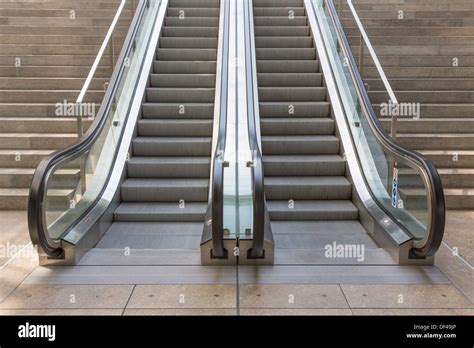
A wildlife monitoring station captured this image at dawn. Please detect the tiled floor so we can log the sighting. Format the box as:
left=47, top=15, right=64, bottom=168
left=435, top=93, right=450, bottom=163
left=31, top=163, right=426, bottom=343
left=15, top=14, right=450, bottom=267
left=0, top=210, right=472, bottom=315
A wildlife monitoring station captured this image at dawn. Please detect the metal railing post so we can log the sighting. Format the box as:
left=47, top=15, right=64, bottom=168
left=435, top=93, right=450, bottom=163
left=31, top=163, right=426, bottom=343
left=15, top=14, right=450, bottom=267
left=391, top=113, right=398, bottom=140
left=358, top=34, right=364, bottom=75
left=109, top=35, right=116, bottom=70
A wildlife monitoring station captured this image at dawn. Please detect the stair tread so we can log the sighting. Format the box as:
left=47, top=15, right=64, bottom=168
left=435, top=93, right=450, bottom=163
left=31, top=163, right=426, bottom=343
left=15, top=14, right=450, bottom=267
left=122, top=178, right=209, bottom=187
left=267, top=200, right=358, bottom=210
left=266, top=176, right=351, bottom=185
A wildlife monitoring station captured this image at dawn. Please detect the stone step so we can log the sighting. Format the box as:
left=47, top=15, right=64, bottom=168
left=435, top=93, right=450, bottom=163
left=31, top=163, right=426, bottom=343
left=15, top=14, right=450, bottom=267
left=0, top=149, right=54, bottom=168
left=0, top=168, right=79, bottom=188
left=0, top=117, right=93, bottom=133
left=0, top=133, right=77, bottom=150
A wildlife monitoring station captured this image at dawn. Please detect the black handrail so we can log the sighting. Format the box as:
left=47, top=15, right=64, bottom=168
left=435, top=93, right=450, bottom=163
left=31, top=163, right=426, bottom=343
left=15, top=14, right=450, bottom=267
left=28, top=0, right=153, bottom=259
left=322, top=0, right=445, bottom=258
left=244, top=0, right=266, bottom=259
left=209, top=0, right=230, bottom=259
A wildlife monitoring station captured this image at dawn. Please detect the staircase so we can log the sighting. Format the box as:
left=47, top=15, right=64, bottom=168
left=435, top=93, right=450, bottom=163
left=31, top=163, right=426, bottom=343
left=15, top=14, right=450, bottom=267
left=0, top=0, right=132, bottom=209
left=80, top=0, right=220, bottom=265
left=253, top=0, right=393, bottom=265
left=341, top=0, right=474, bottom=209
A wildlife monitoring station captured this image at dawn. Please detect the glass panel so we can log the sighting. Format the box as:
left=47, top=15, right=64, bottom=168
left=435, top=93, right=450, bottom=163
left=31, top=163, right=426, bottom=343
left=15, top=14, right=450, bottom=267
left=312, top=0, right=429, bottom=240
left=44, top=0, right=162, bottom=239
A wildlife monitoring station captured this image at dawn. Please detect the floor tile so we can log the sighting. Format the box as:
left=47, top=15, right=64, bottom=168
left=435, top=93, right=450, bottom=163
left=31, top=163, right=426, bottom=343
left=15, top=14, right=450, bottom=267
left=124, top=308, right=237, bottom=315
left=0, top=309, right=123, bottom=315
left=239, top=284, right=349, bottom=308
left=0, top=284, right=134, bottom=309
left=341, top=284, right=473, bottom=309
left=126, top=285, right=236, bottom=309
left=352, top=308, right=474, bottom=316
left=240, top=308, right=353, bottom=315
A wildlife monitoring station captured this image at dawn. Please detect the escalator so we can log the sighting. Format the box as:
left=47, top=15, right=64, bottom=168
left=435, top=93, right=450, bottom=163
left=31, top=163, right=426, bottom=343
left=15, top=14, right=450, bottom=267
left=28, top=0, right=232, bottom=266
left=244, top=0, right=445, bottom=264
left=253, top=0, right=381, bottom=264
left=86, top=0, right=220, bottom=264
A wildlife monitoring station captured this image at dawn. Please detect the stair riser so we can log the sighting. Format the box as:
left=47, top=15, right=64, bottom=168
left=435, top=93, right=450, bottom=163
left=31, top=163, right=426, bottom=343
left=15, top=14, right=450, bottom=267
left=370, top=91, right=474, bottom=104
left=142, top=104, right=214, bottom=119
left=258, top=88, right=326, bottom=102
left=398, top=137, right=474, bottom=150
left=156, top=49, right=217, bottom=61
left=400, top=173, right=474, bottom=189
left=154, top=61, right=216, bottom=74
left=146, top=89, right=215, bottom=103
left=0, top=153, right=51, bottom=168
left=263, top=161, right=346, bottom=176
left=0, top=44, right=122, bottom=56
left=257, top=61, right=318, bottom=73
left=253, top=0, right=304, bottom=7
left=0, top=66, right=111, bottom=79
left=254, top=17, right=307, bottom=26
left=137, top=121, right=213, bottom=137
left=423, top=154, right=474, bottom=169
left=258, top=73, right=322, bottom=87
left=0, top=173, right=78, bottom=189
left=265, top=185, right=352, bottom=200
left=257, top=49, right=316, bottom=60
left=259, top=102, right=330, bottom=118
left=342, top=18, right=474, bottom=28
left=381, top=120, right=474, bottom=134
left=127, top=162, right=210, bottom=178
left=365, top=67, right=474, bottom=79
left=0, top=91, right=104, bottom=104
left=1, top=9, right=132, bottom=18
left=114, top=212, right=206, bottom=223
left=132, top=140, right=211, bottom=156
left=373, top=104, right=474, bottom=118
left=0, top=35, right=125, bottom=45
left=0, top=119, right=93, bottom=133
left=162, top=27, right=218, bottom=37
left=367, top=79, right=474, bottom=91
left=0, top=18, right=131, bottom=27
left=0, top=78, right=107, bottom=91
left=0, top=136, right=76, bottom=150
left=121, top=187, right=208, bottom=202
left=262, top=139, right=340, bottom=155
left=167, top=8, right=219, bottom=17
left=341, top=10, right=474, bottom=20
left=261, top=120, right=334, bottom=135
left=169, top=0, right=220, bottom=8
left=268, top=210, right=359, bottom=221
left=160, top=38, right=217, bottom=49
left=256, top=37, right=313, bottom=48
left=0, top=196, right=27, bottom=210
left=150, top=74, right=216, bottom=88
left=255, top=26, right=310, bottom=36
left=165, top=17, right=219, bottom=27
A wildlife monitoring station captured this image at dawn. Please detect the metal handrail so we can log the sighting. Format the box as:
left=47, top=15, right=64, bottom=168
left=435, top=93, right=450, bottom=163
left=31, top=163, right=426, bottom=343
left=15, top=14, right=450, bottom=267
left=75, top=0, right=127, bottom=137
left=209, top=0, right=230, bottom=259
left=28, top=0, right=154, bottom=259
left=244, top=0, right=267, bottom=259
left=320, top=0, right=445, bottom=258
left=345, top=0, right=399, bottom=139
